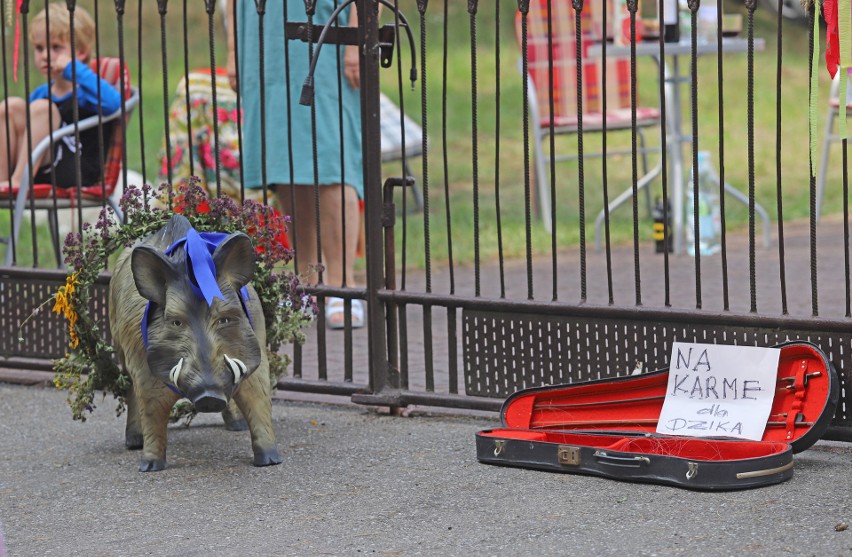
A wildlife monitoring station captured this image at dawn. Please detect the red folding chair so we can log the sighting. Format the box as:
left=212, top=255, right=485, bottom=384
left=517, top=0, right=662, bottom=234
left=1, top=57, right=139, bottom=267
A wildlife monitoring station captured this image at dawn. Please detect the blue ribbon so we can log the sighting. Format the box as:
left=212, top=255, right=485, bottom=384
left=141, top=227, right=252, bottom=351
left=166, top=229, right=228, bottom=306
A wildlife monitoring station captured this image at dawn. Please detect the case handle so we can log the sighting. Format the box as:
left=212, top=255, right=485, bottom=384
left=594, top=450, right=651, bottom=467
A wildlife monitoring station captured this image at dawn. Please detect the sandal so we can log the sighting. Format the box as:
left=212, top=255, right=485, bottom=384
left=326, top=297, right=365, bottom=330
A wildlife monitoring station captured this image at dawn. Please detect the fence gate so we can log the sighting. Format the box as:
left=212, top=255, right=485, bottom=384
left=0, top=0, right=850, bottom=442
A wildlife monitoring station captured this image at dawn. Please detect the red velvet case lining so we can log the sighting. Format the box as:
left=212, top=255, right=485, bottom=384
left=501, top=343, right=830, bottom=447
left=479, top=429, right=791, bottom=461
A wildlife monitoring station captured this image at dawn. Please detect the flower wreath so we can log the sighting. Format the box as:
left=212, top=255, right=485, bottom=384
left=49, top=178, right=316, bottom=422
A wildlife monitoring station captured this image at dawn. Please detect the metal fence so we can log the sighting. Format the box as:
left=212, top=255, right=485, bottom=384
left=0, top=0, right=850, bottom=441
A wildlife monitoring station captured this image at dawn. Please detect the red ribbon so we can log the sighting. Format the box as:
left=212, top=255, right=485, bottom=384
left=12, top=0, right=23, bottom=82
left=826, top=0, right=840, bottom=78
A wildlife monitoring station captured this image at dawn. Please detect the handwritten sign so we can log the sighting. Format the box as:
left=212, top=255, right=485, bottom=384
left=656, top=342, right=780, bottom=441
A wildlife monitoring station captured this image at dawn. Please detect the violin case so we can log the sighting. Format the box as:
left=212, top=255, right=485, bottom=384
left=476, top=341, right=839, bottom=490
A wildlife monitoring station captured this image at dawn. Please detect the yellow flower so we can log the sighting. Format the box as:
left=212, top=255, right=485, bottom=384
left=53, top=273, right=80, bottom=349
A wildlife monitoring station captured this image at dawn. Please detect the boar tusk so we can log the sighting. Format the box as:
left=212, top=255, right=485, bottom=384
left=224, top=354, right=247, bottom=384
left=169, top=357, right=184, bottom=386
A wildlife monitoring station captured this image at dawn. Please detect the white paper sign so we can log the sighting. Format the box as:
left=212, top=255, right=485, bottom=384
left=656, top=342, right=780, bottom=440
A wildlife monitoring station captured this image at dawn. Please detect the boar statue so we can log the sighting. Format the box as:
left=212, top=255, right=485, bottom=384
left=109, top=214, right=282, bottom=472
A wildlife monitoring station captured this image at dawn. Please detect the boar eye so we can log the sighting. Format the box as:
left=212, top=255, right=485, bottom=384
left=171, top=319, right=182, bottom=327
left=218, top=317, right=230, bottom=325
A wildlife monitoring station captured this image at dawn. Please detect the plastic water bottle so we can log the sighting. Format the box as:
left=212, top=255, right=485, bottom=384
left=685, top=151, right=721, bottom=256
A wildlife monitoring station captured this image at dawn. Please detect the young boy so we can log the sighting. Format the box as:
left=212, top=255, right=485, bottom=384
left=0, top=3, right=121, bottom=192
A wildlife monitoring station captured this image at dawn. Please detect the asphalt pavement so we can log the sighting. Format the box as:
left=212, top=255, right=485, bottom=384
left=1, top=382, right=851, bottom=557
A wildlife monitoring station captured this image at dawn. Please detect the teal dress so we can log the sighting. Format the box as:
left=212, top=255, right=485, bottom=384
left=236, top=0, right=364, bottom=198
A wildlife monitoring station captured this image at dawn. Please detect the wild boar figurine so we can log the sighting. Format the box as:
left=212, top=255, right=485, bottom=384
left=109, top=214, right=282, bottom=472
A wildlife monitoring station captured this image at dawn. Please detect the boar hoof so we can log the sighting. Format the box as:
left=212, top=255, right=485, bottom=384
left=125, top=433, right=144, bottom=450
left=139, top=458, right=167, bottom=472
left=221, top=405, right=248, bottom=431
left=224, top=417, right=248, bottom=431
left=253, top=447, right=283, bottom=467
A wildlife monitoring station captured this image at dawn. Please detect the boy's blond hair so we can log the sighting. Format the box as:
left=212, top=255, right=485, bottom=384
left=29, top=3, right=96, bottom=62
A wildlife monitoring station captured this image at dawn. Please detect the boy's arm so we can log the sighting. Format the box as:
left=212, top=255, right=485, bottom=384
left=63, top=60, right=122, bottom=115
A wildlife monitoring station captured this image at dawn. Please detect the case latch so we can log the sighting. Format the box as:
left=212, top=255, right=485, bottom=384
left=557, top=445, right=581, bottom=466
left=686, top=461, right=699, bottom=480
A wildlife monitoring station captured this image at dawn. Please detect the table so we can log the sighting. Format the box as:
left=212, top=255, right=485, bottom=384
left=588, top=37, right=770, bottom=254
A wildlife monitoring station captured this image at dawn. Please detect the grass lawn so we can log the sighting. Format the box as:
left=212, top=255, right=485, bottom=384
left=0, top=0, right=836, bottom=271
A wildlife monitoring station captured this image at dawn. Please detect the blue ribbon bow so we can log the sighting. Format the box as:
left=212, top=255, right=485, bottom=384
left=141, top=227, right=252, bottom=352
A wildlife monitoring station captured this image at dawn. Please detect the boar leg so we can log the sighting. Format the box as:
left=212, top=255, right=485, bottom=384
left=222, top=399, right=248, bottom=431
left=124, top=385, right=144, bottom=450
left=233, top=366, right=282, bottom=467
left=135, top=375, right=179, bottom=472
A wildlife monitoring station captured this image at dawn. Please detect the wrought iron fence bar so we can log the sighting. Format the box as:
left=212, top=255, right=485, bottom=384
left=440, top=0, right=454, bottom=295
left=628, top=1, right=641, bottom=308
left=518, top=2, right=532, bottom=301
left=278, top=378, right=366, bottom=396
left=399, top=305, right=409, bottom=389
left=158, top=0, right=173, bottom=188
left=656, top=0, right=671, bottom=307
left=807, top=3, right=817, bottom=317
left=494, top=1, right=505, bottom=299
left=377, top=288, right=852, bottom=332
left=205, top=0, right=222, bottom=196
left=352, top=389, right=503, bottom=412
left=360, top=0, right=390, bottom=395
left=67, top=1, right=85, bottom=238
left=114, top=0, right=129, bottom=207
left=447, top=306, right=458, bottom=394
left=0, top=0, right=12, bottom=264
left=746, top=0, right=757, bottom=313
left=231, top=0, right=246, bottom=198
left=181, top=0, right=193, bottom=179
left=92, top=0, right=108, bottom=209
left=468, top=0, right=481, bottom=298
left=774, top=0, right=787, bottom=315
left=417, top=0, right=430, bottom=294
left=573, top=0, right=586, bottom=304
left=688, top=1, right=701, bottom=309
left=545, top=0, right=555, bottom=301
left=131, top=0, right=148, bottom=197
left=601, top=0, right=614, bottom=306
left=844, top=140, right=850, bottom=318
left=424, top=304, right=434, bottom=391
left=715, top=0, right=728, bottom=311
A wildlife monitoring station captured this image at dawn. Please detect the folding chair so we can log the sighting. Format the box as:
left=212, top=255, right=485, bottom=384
left=816, top=71, right=851, bottom=222
left=516, top=0, right=662, bottom=234
left=1, top=57, right=139, bottom=267
left=380, top=92, right=424, bottom=211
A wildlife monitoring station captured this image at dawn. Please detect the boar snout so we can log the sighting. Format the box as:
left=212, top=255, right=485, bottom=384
left=192, top=390, right=229, bottom=413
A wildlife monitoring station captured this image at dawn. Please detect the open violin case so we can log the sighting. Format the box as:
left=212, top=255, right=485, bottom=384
left=476, top=341, right=839, bottom=490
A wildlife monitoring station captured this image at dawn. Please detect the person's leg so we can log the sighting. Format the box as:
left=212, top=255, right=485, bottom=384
left=7, top=99, right=61, bottom=189
left=275, top=183, right=320, bottom=285
left=0, top=97, right=28, bottom=185
left=319, top=183, right=360, bottom=288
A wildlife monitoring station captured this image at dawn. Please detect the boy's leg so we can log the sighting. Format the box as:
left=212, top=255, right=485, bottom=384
left=0, top=97, right=28, bottom=185
left=8, top=99, right=62, bottom=188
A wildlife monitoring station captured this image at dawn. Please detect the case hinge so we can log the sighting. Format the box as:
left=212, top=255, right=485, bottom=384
left=557, top=445, right=581, bottom=466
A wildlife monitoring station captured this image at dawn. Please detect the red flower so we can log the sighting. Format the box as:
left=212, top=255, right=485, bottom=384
left=220, top=147, right=239, bottom=170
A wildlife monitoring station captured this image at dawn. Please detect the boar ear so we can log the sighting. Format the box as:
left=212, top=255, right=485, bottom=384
left=212, top=233, right=256, bottom=290
left=131, top=245, right=179, bottom=305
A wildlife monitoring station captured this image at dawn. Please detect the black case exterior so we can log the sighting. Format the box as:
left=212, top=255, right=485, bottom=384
left=476, top=431, right=794, bottom=491
left=476, top=341, right=838, bottom=490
